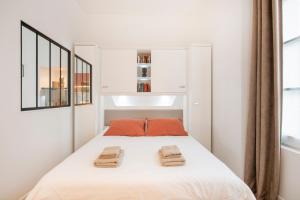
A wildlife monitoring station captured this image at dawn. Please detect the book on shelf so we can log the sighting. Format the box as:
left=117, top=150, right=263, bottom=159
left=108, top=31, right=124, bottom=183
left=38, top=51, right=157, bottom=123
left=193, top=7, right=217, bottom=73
left=137, top=55, right=151, bottom=64
left=137, top=82, right=151, bottom=92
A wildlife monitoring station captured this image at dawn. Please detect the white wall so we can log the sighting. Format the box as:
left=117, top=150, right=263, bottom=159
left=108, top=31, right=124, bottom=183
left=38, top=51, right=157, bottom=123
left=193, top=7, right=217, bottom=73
left=0, top=0, right=87, bottom=199
left=74, top=45, right=101, bottom=150
left=80, top=0, right=252, bottom=178
left=279, top=147, right=300, bottom=200
left=241, top=0, right=253, bottom=179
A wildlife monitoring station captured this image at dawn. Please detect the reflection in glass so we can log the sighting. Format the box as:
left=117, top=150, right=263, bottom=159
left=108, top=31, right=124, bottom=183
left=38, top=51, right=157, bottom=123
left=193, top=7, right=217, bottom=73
left=38, top=36, right=50, bottom=107
left=51, top=44, right=61, bottom=106
left=74, top=56, right=92, bottom=105
left=21, top=26, right=36, bottom=108
left=61, top=49, right=69, bottom=106
left=86, top=64, right=91, bottom=103
left=75, top=59, right=83, bottom=104
left=82, top=62, right=87, bottom=103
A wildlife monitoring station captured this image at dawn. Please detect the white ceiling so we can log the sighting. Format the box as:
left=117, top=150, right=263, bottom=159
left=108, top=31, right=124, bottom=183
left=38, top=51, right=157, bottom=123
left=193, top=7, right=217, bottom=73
left=75, top=0, right=202, bottom=15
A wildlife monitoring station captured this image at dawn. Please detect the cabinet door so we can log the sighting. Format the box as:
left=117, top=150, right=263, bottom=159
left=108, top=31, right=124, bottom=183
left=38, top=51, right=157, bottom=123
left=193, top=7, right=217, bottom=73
left=101, top=49, right=136, bottom=93
left=188, top=46, right=212, bottom=151
left=151, top=50, right=187, bottom=93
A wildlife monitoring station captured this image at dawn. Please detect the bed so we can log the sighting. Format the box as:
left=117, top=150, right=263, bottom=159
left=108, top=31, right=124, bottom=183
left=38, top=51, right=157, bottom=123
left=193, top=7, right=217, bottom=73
left=26, top=133, right=255, bottom=200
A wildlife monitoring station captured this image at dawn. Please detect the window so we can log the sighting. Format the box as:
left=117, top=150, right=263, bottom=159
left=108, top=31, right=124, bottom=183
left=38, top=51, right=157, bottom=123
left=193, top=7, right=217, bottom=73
left=74, top=55, right=92, bottom=105
left=21, top=21, right=71, bottom=111
left=282, top=0, right=300, bottom=149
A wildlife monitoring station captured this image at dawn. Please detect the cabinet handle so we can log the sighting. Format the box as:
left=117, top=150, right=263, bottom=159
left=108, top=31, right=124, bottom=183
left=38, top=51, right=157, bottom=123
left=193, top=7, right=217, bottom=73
left=102, top=85, right=108, bottom=88
left=179, top=85, right=185, bottom=88
left=21, top=64, right=25, bottom=77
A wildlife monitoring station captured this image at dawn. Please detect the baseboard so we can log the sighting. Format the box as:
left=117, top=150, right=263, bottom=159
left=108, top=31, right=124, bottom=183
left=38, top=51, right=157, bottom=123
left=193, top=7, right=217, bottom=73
left=278, top=195, right=285, bottom=200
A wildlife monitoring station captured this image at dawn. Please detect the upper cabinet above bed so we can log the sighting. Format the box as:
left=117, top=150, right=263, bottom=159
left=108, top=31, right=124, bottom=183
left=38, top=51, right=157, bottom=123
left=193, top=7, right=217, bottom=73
left=101, top=49, right=137, bottom=93
left=151, top=49, right=186, bottom=93
left=100, top=48, right=187, bottom=94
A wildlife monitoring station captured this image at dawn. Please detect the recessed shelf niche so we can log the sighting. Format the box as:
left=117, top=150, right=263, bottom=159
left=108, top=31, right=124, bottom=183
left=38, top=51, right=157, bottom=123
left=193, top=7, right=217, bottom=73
left=137, top=49, right=151, bottom=92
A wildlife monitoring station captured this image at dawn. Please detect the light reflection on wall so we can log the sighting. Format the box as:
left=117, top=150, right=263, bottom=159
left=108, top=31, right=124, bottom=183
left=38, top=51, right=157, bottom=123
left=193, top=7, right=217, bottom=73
left=111, top=95, right=177, bottom=107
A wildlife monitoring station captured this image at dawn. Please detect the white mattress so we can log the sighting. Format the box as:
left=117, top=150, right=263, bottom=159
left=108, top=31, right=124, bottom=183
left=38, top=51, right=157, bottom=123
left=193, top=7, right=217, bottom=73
left=26, top=135, right=255, bottom=200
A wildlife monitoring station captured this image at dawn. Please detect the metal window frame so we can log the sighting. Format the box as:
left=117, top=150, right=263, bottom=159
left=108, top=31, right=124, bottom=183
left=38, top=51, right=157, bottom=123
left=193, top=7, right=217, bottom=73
left=20, top=21, right=71, bottom=111
left=284, top=35, right=300, bottom=45
left=74, top=55, right=93, bottom=106
left=282, top=135, right=300, bottom=151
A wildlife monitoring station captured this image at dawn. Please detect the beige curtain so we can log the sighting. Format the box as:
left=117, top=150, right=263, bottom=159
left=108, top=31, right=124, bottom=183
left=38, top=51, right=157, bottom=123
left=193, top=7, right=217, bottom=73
left=244, top=0, right=282, bottom=200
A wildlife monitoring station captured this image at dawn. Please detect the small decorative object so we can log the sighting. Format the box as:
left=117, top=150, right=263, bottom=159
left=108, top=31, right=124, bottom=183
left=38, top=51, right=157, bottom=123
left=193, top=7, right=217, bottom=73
left=142, top=68, right=147, bottom=77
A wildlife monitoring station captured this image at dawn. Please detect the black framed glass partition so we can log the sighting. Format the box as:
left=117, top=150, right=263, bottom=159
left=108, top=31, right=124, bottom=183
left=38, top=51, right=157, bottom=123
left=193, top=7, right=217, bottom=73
left=21, top=21, right=71, bottom=111
left=74, top=55, right=92, bottom=105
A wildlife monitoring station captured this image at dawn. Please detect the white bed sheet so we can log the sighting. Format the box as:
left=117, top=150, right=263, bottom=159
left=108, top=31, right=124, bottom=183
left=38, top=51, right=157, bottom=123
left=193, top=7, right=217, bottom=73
left=26, top=135, right=255, bottom=200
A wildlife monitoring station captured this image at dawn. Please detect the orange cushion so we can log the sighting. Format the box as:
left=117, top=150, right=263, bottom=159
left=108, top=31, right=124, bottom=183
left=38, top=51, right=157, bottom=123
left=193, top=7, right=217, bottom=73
left=146, top=118, right=188, bottom=136
left=104, top=119, right=145, bottom=136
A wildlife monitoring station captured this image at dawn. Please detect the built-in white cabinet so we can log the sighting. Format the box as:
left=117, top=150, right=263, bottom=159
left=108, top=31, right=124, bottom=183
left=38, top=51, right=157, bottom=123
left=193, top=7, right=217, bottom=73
left=101, top=48, right=187, bottom=94
left=99, top=45, right=212, bottom=151
left=188, top=45, right=212, bottom=151
left=151, top=49, right=187, bottom=93
left=101, top=49, right=136, bottom=93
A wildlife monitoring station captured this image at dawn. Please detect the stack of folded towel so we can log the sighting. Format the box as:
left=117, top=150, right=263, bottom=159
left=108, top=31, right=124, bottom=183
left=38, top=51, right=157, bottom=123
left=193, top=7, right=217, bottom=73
left=94, top=146, right=123, bottom=168
left=159, top=145, right=185, bottom=167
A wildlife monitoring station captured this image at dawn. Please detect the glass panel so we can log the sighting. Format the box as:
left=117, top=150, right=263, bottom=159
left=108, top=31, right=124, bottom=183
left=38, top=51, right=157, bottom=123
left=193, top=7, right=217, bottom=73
left=86, top=64, right=91, bottom=103
left=82, top=62, right=87, bottom=104
left=283, top=0, right=300, bottom=42
left=50, top=44, right=61, bottom=106
left=283, top=40, right=300, bottom=89
left=74, top=58, right=78, bottom=105
left=75, top=58, right=83, bottom=104
left=21, top=26, right=36, bottom=108
left=282, top=0, right=300, bottom=145
left=61, top=49, right=68, bottom=106
left=37, top=36, right=50, bottom=107
left=282, top=90, right=300, bottom=139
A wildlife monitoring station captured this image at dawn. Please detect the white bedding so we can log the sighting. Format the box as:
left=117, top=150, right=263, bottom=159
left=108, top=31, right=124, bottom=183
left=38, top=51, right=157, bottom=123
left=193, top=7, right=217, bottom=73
left=26, top=135, right=255, bottom=200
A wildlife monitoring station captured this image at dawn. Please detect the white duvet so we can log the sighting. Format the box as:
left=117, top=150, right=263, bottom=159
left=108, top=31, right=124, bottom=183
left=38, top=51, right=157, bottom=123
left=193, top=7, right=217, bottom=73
left=26, top=135, right=255, bottom=200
